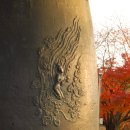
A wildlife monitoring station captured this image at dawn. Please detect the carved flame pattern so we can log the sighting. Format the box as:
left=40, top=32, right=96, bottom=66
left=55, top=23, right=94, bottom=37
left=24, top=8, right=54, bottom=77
left=31, top=17, right=84, bottom=127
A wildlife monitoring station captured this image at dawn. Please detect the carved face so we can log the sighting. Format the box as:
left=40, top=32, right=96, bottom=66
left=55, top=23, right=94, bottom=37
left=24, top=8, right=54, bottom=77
left=57, top=64, right=64, bottom=73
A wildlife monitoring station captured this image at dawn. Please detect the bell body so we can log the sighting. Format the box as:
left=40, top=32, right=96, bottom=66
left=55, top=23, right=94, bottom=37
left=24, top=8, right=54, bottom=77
left=0, top=0, right=99, bottom=130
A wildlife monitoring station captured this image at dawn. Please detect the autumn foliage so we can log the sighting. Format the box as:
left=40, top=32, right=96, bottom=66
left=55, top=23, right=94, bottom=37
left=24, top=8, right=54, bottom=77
left=100, top=54, right=130, bottom=130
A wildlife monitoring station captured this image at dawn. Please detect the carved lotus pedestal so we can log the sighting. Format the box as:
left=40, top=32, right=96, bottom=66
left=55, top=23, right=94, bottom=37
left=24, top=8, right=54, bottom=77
left=0, top=0, right=99, bottom=130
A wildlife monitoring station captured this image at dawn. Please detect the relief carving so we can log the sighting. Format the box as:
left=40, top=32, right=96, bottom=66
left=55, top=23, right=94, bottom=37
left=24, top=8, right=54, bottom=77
left=31, top=17, right=84, bottom=127
left=53, top=64, right=65, bottom=99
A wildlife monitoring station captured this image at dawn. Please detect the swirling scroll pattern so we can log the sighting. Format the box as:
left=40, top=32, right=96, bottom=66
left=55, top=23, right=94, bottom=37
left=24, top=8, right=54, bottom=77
left=31, top=17, right=84, bottom=127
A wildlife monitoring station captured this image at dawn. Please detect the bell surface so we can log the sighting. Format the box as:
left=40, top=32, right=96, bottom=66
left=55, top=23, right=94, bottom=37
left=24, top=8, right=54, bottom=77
left=0, top=0, right=99, bottom=130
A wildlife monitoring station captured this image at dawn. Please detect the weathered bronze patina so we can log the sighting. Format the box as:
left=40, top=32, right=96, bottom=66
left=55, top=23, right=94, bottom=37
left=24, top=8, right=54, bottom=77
left=0, top=0, right=99, bottom=130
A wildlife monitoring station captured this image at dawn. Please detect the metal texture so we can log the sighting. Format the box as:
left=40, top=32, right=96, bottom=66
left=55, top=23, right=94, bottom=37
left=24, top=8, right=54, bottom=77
left=31, top=18, right=83, bottom=127
left=0, top=0, right=99, bottom=130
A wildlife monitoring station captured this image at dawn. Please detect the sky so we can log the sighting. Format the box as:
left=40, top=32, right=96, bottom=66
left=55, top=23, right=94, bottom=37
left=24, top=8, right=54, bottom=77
left=89, top=0, right=130, bottom=30
left=89, top=0, right=130, bottom=66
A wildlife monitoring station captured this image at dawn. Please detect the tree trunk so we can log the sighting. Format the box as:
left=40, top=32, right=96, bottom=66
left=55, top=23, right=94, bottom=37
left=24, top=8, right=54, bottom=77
left=0, top=0, right=99, bottom=130
left=106, top=124, right=115, bottom=130
left=106, top=123, right=120, bottom=130
left=115, top=125, right=120, bottom=130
